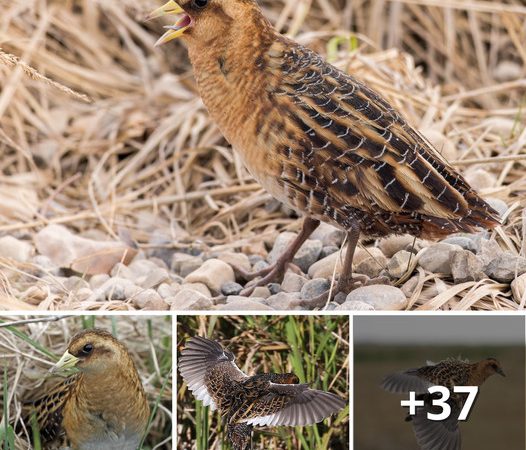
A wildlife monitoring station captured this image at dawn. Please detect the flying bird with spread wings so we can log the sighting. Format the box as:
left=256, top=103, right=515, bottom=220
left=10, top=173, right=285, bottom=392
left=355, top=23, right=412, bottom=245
left=179, top=336, right=346, bottom=450
left=382, top=357, right=505, bottom=450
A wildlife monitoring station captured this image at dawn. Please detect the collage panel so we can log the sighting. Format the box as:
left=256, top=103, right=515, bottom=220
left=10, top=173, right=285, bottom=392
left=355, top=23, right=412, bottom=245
left=176, top=315, right=349, bottom=450
left=0, top=315, right=172, bottom=450
left=353, top=316, right=526, bottom=450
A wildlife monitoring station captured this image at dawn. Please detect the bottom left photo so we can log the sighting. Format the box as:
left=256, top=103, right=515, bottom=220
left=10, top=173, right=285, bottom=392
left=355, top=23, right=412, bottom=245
left=0, top=315, right=172, bottom=450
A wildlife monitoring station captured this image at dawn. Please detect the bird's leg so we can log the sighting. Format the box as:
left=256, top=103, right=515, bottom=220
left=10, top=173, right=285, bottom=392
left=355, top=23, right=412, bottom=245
left=296, top=222, right=363, bottom=309
left=238, top=217, right=320, bottom=295
left=227, top=422, right=253, bottom=450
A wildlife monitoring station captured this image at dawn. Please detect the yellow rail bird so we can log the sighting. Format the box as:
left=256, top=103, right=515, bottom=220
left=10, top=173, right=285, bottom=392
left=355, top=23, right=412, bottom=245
left=179, top=336, right=346, bottom=450
left=149, top=0, right=500, bottom=306
left=382, top=357, right=505, bottom=450
left=23, top=328, right=150, bottom=450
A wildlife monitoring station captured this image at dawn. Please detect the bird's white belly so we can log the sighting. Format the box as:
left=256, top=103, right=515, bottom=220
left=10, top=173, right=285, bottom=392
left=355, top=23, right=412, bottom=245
left=78, top=433, right=141, bottom=450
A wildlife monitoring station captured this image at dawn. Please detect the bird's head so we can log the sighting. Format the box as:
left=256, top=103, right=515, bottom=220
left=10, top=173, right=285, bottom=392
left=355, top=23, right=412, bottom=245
left=147, top=0, right=265, bottom=46
left=480, top=357, right=506, bottom=378
left=50, top=328, right=128, bottom=375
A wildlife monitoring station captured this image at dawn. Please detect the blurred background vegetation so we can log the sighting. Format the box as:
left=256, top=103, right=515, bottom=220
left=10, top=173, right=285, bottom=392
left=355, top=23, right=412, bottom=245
left=0, top=315, right=172, bottom=450
left=176, top=315, right=349, bottom=450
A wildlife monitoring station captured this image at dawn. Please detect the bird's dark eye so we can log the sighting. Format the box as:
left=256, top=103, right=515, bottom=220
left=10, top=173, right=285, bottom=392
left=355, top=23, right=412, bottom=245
left=192, top=0, right=209, bottom=8
left=80, top=343, right=93, bottom=356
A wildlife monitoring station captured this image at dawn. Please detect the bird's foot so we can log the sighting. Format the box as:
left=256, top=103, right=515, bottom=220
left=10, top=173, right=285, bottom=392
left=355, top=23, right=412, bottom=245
left=238, top=262, right=300, bottom=297
left=233, top=263, right=275, bottom=282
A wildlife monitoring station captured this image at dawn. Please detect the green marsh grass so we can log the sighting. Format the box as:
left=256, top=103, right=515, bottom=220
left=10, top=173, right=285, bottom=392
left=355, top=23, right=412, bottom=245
left=177, top=315, right=349, bottom=450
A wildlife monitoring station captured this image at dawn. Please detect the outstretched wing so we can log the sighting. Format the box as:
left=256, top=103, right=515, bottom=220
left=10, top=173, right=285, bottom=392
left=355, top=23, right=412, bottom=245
left=411, top=395, right=461, bottom=450
left=240, top=383, right=346, bottom=427
left=381, top=367, right=436, bottom=394
left=179, top=336, right=247, bottom=411
left=266, top=37, right=499, bottom=237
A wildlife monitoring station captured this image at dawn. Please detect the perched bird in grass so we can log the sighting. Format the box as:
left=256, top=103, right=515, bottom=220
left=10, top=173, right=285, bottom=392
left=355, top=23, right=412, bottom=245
left=22, top=328, right=150, bottom=450
left=149, top=0, right=500, bottom=306
left=382, top=357, right=505, bottom=450
left=179, top=336, right=346, bottom=450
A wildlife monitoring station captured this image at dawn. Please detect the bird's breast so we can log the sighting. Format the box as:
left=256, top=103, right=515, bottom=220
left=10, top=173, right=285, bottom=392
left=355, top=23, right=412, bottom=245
left=190, top=50, right=293, bottom=208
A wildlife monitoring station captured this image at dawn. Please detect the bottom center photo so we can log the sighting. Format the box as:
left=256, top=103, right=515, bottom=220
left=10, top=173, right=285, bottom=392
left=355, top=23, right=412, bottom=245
left=176, top=315, right=350, bottom=450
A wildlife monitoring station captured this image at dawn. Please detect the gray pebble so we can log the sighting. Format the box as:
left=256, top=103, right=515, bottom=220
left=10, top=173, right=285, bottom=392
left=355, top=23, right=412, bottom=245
left=219, top=298, right=273, bottom=311
left=221, top=282, right=244, bottom=296
left=451, top=250, right=485, bottom=283
left=0, top=236, right=32, bottom=262
left=264, top=292, right=302, bottom=310
left=301, top=279, right=330, bottom=300
left=89, top=274, right=110, bottom=289
left=90, top=277, right=140, bottom=301
left=281, top=271, right=307, bottom=293
left=139, top=268, right=171, bottom=289
left=248, top=254, right=264, bottom=265
left=441, top=236, right=477, bottom=253
left=292, top=239, right=323, bottom=273
left=486, top=254, right=526, bottom=283
left=309, top=222, right=345, bottom=247
left=157, top=283, right=180, bottom=300
left=419, top=243, right=462, bottom=275
left=132, top=289, right=168, bottom=310
left=336, top=300, right=375, bottom=311
left=251, top=286, right=271, bottom=299
left=110, top=262, right=133, bottom=279
left=387, top=250, right=414, bottom=279
left=345, top=285, right=407, bottom=310
left=477, top=239, right=504, bottom=267
left=171, top=253, right=203, bottom=277
left=320, top=246, right=339, bottom=258
left=355, top=255, right=388, bottom=278
left=31, top=255, right=61, bottom=277
left=253, top=260, right=270, bottom=272
left=486, top=198, right=508, bottom=218
left=268, top=283, right=281, bottom=295
left=268, top=233, right=323, bottom=273
left=170, top=289, right=214, bottom=311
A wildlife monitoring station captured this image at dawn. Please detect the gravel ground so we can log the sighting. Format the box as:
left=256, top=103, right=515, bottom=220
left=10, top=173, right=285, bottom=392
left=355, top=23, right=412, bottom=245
left=2, top=201, right=524, bottom=311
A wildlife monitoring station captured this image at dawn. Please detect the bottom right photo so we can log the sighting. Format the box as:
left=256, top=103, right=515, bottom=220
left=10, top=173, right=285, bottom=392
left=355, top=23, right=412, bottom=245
left=354, top=316, right=525, bottom=450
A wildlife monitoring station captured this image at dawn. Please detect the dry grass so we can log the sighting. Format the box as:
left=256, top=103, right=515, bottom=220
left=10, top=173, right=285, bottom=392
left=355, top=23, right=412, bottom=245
left=0, top=314, right=172, bottom=449
left=0, top=0, right=524, bottom=310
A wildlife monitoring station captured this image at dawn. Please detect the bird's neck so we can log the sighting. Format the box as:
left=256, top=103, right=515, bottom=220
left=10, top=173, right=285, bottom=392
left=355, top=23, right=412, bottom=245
left=469, top=363, right=491, bottom=386
left=75, top=362, right=148, bottom=425
left=182, top=14, right=277, bottom=138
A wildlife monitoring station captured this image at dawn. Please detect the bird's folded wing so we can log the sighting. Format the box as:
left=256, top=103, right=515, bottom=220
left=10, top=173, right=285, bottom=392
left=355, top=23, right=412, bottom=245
left=24, top=375, right=77, bottom=444
left=241, top=384, right=346, bottom=427
left=381, top=369, right=435, bottom=394
left=271, top=38, right=498, bottom=234
left=411, top=398, right=461, bottom=450
left=179, top=336, right=246, bottom=410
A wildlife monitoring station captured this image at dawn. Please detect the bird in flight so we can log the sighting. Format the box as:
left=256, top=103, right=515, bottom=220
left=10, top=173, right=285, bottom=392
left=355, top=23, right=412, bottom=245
left=179, top=336, right=347, bottom=450
left=149, top=0, right=499, bottom=306
left=382, top=357, right=505, bottom=450
left=21, top=328, right=150, bottom=450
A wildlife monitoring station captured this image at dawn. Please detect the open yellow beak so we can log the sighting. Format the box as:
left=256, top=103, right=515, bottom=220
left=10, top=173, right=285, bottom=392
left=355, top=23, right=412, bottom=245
left=50, top=350, right=80, bottom=374
left=147, top=1, right=191, bottom=46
